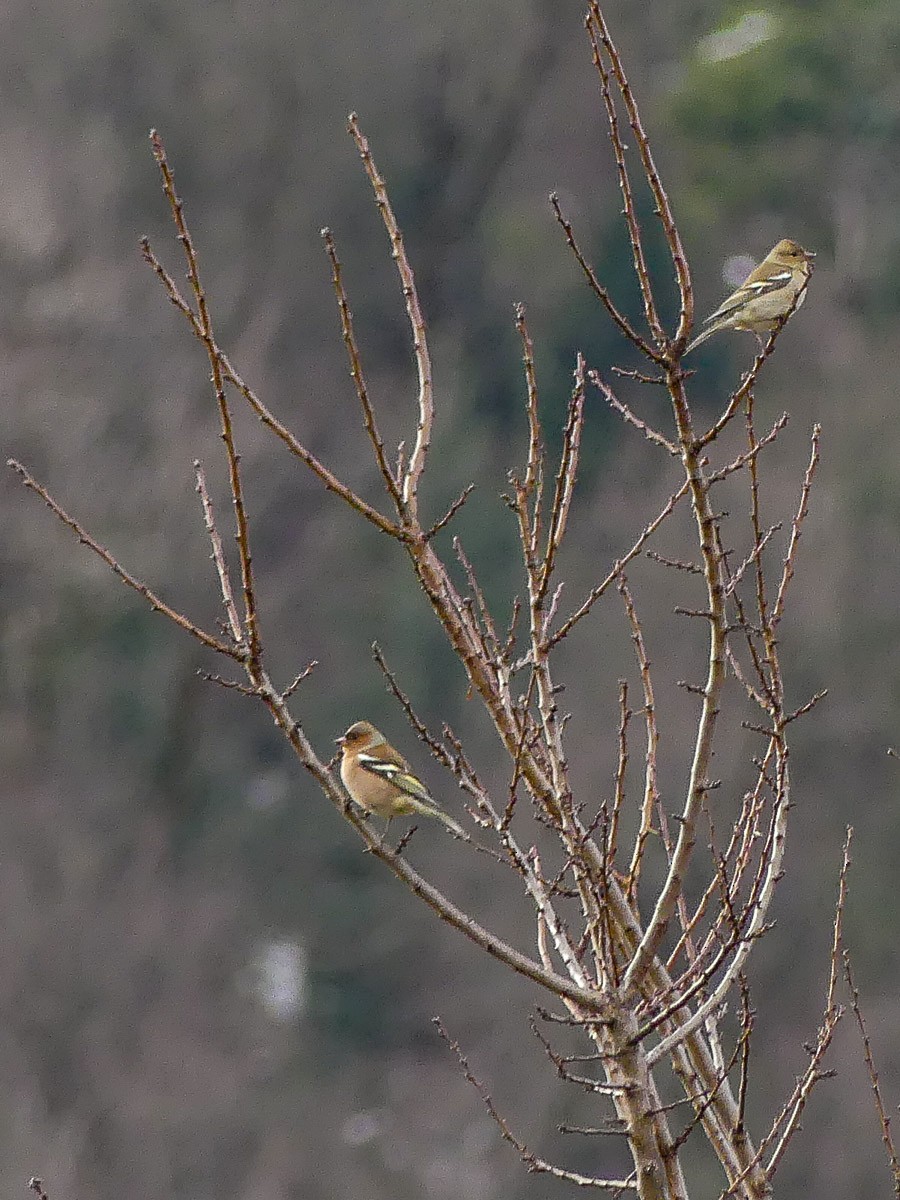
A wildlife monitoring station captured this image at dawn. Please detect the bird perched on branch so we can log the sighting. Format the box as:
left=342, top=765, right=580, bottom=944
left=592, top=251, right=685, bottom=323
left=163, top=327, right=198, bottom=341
left=337, top=720, right=463, bottom=836
left=685, top=238, right=815, bottom=354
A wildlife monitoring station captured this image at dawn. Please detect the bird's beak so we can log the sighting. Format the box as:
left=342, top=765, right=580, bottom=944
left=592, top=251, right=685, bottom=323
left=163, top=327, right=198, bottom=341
left=335, top=736, right=346, bottom=747
left=806, top=250, right=816, bottom=260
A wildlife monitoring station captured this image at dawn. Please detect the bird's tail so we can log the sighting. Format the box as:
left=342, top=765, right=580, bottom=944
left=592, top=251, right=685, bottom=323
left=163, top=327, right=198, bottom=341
left=683, top=320, right=722, bottom=355
left=410, top=798, right=464, bottom=837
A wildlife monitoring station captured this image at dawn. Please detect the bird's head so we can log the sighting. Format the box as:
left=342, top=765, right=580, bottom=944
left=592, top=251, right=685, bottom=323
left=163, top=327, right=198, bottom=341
left=771, top=238, right=815, bottom=266
left=336, top=720, right=384, bottom=753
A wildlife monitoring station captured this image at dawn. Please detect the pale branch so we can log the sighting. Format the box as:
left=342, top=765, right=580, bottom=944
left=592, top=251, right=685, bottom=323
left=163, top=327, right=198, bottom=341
left=515, top=303, right=544, bottom=503
left=199, top=671, right=261, bottom=696
left=528, top=1018, right=632, bottom=1094
left=454, top=536, right=505, bottom=666
left=530, top=848, right=592, bottom=988
left=371, top=641, right=451, bottom=765
left=670, top=1022, right=747, bottom=1154
left=611, top=365, right=668, bottom=386
left=539, top=357, right=587, bottom=611
left=647, top=552, right=702, bottom=575
left=646, top=770, right=789, bottom=1067
left=731, top=831, right=851, bottom=1189
left=759, top=1022, right=839, bottom=1185
left=194, top=460, right=244, bottom=647
left=827, top=828, right=853, bottom=1010
left=783, top=689, right=828, bottom=725
left=716, top=530, right=778, bottom=713
left=735, top=976, right=754, bottom=1138
left=640, top=919, right=769, bottom=1054
left=621, top=367, right=729, bottom=998
left=559, top=1121, right=629, bottom=1137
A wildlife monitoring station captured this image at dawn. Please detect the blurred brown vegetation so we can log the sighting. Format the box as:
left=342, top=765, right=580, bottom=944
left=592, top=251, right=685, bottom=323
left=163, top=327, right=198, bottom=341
left=3, top=1, right=900, bottom=1198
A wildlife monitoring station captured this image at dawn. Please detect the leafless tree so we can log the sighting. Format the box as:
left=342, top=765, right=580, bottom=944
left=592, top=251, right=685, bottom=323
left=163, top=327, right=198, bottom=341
left=11, top=4, right=899, bottom=1200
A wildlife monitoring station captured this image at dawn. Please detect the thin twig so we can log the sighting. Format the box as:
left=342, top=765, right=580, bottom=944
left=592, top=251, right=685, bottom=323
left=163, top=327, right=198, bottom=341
left=434, top=1019, right=637, bottom=1189
left=587, top=1, right=692, bottom=346
left=550, top=194, right=657, bottom=359
left=194, top=460, right=244, bottom=647
left=618, top=575, right=659, bottom=904
left=426, top=484, right=476, bottom=540
left=584, top=11, right=665, bottom=346
left=321, top=226, right=403, bottom=506
left=590, top=370, right=679, bottom=456
left=348, top=114, right=433, bottom=517
left=843, top=947, right=900, bottom=1194
left=140, top=237, right=404, bottom=539
left=772, top=424, right=821, bottom=625
left=150, top=129, right=262, bottom=666
left=549, top=478, right=690, bottom=648
left=9, top=460, right=239, bottom=659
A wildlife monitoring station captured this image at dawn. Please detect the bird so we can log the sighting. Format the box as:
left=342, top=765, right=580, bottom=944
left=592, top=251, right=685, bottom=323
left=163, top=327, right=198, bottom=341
left=336, top=720, right=464, bottom=837
left=685, top=238, right=815, bottom=354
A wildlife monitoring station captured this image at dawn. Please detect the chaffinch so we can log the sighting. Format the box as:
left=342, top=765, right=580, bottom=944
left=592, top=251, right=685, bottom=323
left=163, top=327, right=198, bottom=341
left=685, top=238, right=814, bottom=354
left=337, top=720, right=463, bottom=836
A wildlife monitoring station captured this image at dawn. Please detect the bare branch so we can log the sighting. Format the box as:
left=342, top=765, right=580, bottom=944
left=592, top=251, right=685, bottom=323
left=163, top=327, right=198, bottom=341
left=586, top=1, right=693, bottom=347
left=590, top=370, right=679, bottom=456
left=348, top=113, right=433, bottom=517
left=843, top=945, right=900, bottom=1195
left=194, top=460, right=244, bottom=647
left=426, top=484, right=476, bottom=540
left=435, top=1019, right=637, bottom=1190
left=584, top=15, right=663, bottom=346
left=149, top=129, right=262, bottom=666
left=140, top=236, right=404, bottom=539
left=321, top=226, right=403, bottom=507
left=9, top=459, right=239, bottom=660
left=618, top=575, right=659, bottom=904
left=772, top=424, right=821, bottom=625
left=550, top=194, right=657, bottom=359
left=549, top=478, right=690, bottom=648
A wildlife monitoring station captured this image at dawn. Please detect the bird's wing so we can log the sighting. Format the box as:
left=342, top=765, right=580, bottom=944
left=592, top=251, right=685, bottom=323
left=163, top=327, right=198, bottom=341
left=357, top=752, right=435, bottom=805
left=703, top=270, right=793, bottom=325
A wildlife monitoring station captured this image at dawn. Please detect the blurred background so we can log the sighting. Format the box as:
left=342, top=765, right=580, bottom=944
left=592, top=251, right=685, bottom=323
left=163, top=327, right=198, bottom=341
left=2, top=0, right=900, bottom=1197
